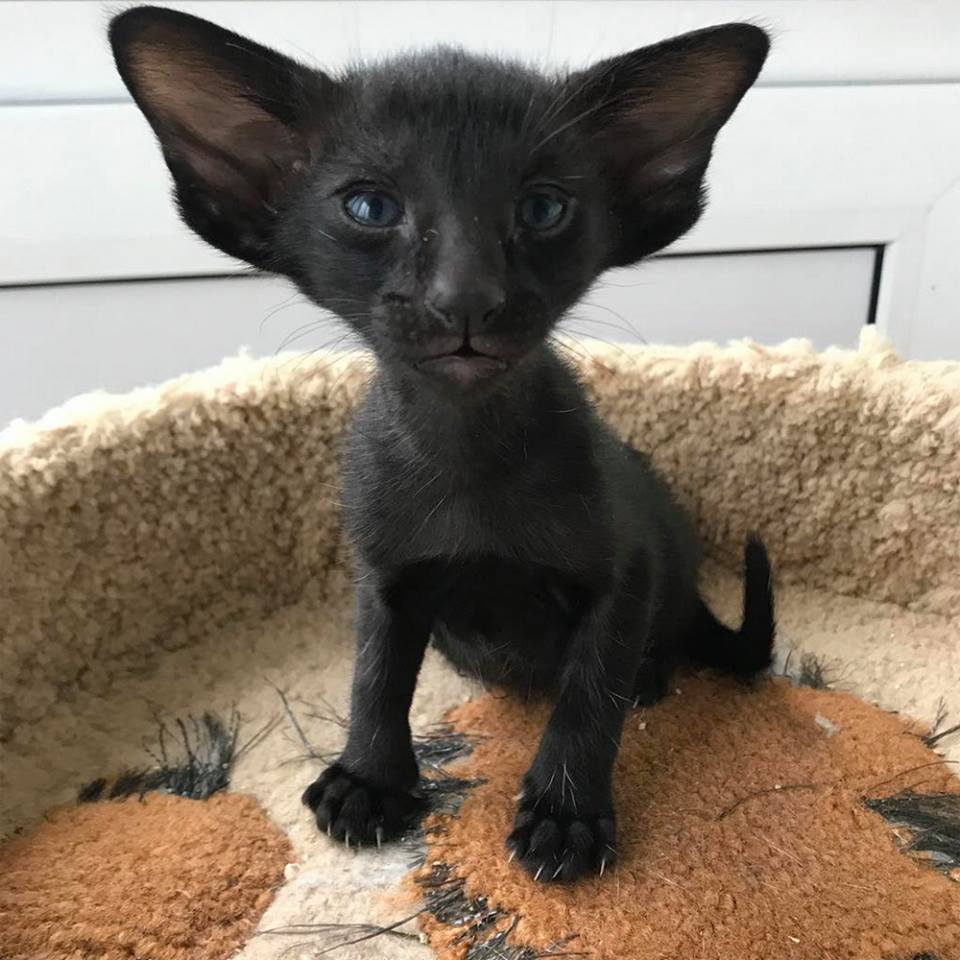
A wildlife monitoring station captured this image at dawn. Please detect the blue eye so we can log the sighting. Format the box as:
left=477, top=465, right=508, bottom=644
left=518, top=191, right=568, bottom=231
left=344, top=189, right=403, bottom=227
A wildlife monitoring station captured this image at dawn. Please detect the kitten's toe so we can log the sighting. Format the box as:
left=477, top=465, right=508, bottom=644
left=302, top=762, right=424, bottom=845
left=633, top=672, right=670, bottom=707
left=632, top=654, right=676, bottom=706
left=506, top=799, right=616, bottom=882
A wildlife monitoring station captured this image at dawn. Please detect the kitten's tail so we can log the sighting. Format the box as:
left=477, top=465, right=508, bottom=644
left=686, top=534, right=775, bottom=678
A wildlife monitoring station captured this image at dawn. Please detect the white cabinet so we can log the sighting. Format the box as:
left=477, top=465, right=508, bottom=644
left=0, top=249, right=875, bottom=425
left=1, top=1, right=958, bottom=426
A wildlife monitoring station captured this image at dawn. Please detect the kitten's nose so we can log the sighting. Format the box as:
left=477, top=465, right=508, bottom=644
left=425, top=278, right=505, bottom=333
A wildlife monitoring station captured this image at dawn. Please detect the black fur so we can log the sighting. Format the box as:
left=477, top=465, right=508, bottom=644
left=110, top=7, right=773, bottom=882
left=77, top=712, right=239, bottom=803
left=865, top=792, right=960, bottom=875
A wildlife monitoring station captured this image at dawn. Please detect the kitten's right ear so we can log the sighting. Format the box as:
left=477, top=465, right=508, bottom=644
left=109, top=5, right=336, bottom=270
left=562, top=23, right=769, bottom=266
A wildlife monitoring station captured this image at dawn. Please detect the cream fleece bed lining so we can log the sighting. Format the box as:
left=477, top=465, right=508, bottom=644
left=1, top=332, right=958, bottom=958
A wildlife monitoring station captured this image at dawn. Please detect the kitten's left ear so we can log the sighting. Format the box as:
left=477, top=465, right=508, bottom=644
left=109, top=5, right=337, bottom=270
left=566, top=23, right=769, bottom=265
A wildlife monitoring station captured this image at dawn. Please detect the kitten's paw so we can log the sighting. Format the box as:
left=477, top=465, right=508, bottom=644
left=506, top=797, right=617, bottom=883
left=302, top=763, right=424, bottom=847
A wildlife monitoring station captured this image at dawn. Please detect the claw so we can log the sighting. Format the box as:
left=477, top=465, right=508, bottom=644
left=326, top=822, right=332, bottom=838
left=344, top=832, right=351, bottom=850
left=376, top=827, right=383, bottom=851
left=599, top=858, right=607, bottom=877
left=534, top=864, right=545, bottom=882
left=552, top=863, right=564, bottom=880
left=507, top=849, right=516, bottom=864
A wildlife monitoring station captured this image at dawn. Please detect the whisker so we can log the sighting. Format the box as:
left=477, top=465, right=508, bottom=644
left=531, top=55, right=622, bottom=142
left=549, top=334, right=619, bottom=374
left=562, top=311, right=647, bottom=344
left=273, top=309, right=370, bottom=355
left=258, top=291, right=309, bottom=335
left=270, top=332, right=356, bottom=376
left=532, top=99, right=608, bottom=154
left=274, top=322, right=339, bottom=354
left=578, top=298, right=640, bottom=328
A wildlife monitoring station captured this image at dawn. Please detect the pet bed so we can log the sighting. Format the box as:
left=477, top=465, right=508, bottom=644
left=1, top=330, right=958, bottom=960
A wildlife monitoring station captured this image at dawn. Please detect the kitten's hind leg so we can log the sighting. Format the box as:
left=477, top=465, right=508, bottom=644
left=633, top=536, right=775, bottom=703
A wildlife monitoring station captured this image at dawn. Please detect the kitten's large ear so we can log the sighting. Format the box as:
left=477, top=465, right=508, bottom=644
left=565, top=24, right=769, bottom=265
left=109, top=5, right=335, bottom=269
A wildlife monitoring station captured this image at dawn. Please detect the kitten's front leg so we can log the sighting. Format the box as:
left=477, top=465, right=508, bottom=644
left=508, top=564, right=651, bottom=882
left=302, top=582, right=430, bottom=847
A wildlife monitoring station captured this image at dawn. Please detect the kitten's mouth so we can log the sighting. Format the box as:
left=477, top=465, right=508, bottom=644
left=416, top=342, right=508, bottom=387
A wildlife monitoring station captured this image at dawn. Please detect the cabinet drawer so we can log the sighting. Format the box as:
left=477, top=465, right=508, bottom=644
left=567, top=247, right=875, bottom=348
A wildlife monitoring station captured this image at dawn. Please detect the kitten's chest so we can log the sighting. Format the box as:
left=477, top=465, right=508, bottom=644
left=344, top=449, right=607, bottom=571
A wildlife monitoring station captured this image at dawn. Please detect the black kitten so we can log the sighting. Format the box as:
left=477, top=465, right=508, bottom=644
left=110, top=7, right=774, bottom=883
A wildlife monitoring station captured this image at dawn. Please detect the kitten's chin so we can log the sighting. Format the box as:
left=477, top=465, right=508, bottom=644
left=416, top=353, right=508, bottom=388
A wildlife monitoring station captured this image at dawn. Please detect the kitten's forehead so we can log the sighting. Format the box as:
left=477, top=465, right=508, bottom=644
left=343, top=49, right=562, bottom=175
left=354, top=48, right=549, bottom=113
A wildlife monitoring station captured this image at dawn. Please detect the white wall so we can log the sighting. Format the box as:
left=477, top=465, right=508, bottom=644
left=4, top=1, right=960, bottom=101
